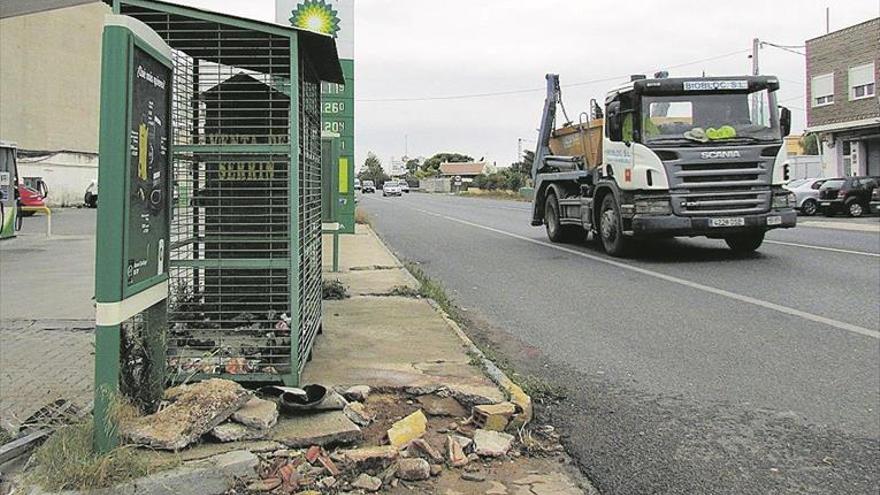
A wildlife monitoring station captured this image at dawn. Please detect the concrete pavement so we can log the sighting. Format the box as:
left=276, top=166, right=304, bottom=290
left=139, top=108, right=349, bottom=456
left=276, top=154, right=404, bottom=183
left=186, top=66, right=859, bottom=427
left=360, top=192, right=880, bottom=495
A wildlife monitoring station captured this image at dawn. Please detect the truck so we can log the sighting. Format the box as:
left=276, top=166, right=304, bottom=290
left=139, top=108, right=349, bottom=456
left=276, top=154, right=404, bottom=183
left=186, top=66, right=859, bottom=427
left=530, top=74, right=797, bottom=256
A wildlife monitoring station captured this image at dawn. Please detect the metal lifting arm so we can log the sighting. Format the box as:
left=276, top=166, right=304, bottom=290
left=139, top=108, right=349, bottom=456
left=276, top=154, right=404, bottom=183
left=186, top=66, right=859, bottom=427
left=531, top=74, right=560, bottom=179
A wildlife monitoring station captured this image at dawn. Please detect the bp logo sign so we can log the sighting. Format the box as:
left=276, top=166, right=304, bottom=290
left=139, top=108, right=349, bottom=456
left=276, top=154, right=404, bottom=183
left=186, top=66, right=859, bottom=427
left=290, top=0, right=340, bottom=37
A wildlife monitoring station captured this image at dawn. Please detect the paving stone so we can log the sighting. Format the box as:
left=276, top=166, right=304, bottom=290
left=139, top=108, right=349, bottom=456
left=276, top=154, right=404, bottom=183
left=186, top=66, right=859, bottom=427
left=270, top=411, right=362, bottom=448
left=232, top=397, right=278, bottom=430
left=486, top=481, right=508, bottom=495
left=387, top=410, right=427, bottom=447
left=473, top=429, right=514, bottom=458
left=397, top=458, right=431, bottom=481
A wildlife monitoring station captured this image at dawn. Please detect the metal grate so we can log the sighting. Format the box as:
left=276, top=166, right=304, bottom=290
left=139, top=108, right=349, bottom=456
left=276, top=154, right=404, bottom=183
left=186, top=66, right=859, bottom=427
left=120, top=3, right=323, bottom=383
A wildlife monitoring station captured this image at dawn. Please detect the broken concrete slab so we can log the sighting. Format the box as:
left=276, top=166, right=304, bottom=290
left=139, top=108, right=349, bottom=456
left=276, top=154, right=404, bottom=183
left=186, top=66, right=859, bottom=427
left=417, top=395, right=467, bottom=417
left=447, top=436, right=468, bottom=468
left=513, top=473, right=583, bottom=495
left=473, top=429, right=514, bottom=458
left=331, top=269, right=418, bottom=296
left=405, top=439, right=444, bottom=464
left=387, top=410, right=427, bottom=448
left=211, top=423, right=265, bottom=443
left=339, top=445, right=398, bottom=470
left=270, top=411, right=361, bottom=448
left=122, top=379, right=252, bottom=451
left=232, top=398, right=278, bottom=430
left=342, top=402, right=373, bottom=427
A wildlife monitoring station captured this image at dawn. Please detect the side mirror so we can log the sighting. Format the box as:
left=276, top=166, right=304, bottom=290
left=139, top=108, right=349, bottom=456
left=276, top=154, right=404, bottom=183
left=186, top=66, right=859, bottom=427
left=779, top=106, right=792, bottom=138
left=607, top=102, right=622, bottom=141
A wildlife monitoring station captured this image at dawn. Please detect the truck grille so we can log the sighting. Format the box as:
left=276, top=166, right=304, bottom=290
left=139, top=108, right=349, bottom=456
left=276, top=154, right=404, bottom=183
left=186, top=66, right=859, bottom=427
left=667, top=157, right=772, bottom=216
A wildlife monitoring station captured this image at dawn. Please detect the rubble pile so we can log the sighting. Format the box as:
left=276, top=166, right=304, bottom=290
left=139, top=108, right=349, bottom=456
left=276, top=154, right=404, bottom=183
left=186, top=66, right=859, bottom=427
left=118, top=380, right=567, bottom=493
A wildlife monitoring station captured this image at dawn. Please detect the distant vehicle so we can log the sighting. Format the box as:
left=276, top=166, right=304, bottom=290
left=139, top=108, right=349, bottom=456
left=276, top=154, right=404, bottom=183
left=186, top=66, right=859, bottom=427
left=362, top=180, right=376, bottom=194
left=784, top=177, right=836, bottom=216
left=397, top=180, right=410, bottom=193
left=382, top=181, right=402, bottom=197
left=354, top=178, right=361, bottom=192
left=19, top=182, right=47, bottom=215
left=84, top=179, right=98, bottom=208
left=818, top=176, right=879, bottom=217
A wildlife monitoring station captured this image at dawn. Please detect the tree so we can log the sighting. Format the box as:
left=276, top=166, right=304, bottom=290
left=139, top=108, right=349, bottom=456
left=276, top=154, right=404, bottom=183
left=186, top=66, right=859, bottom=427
left=800, top=134, right=819, bottom=155
left=405, top=158, right=421, bottom=176
left=358, top=152, right=389, bottom=184
left=420, top=152, right=474, bottom=176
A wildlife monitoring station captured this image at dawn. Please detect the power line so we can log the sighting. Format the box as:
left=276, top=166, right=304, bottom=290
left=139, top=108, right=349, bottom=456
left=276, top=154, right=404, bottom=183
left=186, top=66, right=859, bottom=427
left=356, top=49, right=750, bottom=103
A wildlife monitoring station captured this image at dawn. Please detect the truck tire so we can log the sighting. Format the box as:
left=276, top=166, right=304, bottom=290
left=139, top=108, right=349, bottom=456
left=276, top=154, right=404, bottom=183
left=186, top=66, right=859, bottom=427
left=724, top=232, right=765, bottom=253
left=598, top=194, right=630, bottom=257
left=544, top=193, right=582, bottom=243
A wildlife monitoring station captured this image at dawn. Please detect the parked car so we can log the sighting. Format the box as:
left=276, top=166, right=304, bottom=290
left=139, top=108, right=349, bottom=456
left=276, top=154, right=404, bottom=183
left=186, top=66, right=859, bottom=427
left=354, top=178, right=361, bottom=192
left=784, top=177, right=836, bottom=216
left=84, top=180, right=98, bottom=208
left=870, top=186, right=880, bottom=215
left=818, top=176, right=880, bottom=217
left=18, top=180, right=48, bottom=216
left=398, top=180, right=410, bottom=193
left=382, top=181, right=402, bottom=197
left=362, top=180, right=376, bottom=194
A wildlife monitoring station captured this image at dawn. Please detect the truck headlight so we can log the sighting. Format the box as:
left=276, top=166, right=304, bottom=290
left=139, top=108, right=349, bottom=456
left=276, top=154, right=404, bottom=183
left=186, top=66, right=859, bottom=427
left=772, top=192, right=795, bottom=209
left=634, top=199, right=672, bottom=215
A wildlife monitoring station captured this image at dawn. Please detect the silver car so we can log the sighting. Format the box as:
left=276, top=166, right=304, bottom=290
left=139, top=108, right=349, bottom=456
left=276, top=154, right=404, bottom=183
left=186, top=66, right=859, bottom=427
left=784, top=178, right=836, bottom=216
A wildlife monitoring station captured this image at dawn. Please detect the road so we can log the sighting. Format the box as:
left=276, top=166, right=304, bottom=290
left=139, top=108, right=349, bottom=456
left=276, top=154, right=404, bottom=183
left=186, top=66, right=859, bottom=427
left=360, top=193, right=880, bottom=495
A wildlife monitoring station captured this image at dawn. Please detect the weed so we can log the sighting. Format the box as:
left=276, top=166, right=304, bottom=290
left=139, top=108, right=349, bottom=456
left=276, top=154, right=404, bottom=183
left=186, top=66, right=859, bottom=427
left=459, top=190, right=530, bottom=202
left=355, top=207, right=372, bottom=226
left=322, top=279, right=349, bottom=300
left=388, top=285, right=420, bottom=298
left=24, top=422, right=173, bottom=492
left=403, top=262, right=459, bottom=320
left=0, top=427, right=13, bottom=445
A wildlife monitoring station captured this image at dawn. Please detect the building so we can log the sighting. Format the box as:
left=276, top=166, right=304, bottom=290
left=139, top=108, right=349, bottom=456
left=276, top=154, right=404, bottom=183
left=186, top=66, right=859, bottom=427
left=0, top=0, right=111, bottom=205
left=438, top=162, right=496, bottom=184
left=805, top=18, right=879, bottom=178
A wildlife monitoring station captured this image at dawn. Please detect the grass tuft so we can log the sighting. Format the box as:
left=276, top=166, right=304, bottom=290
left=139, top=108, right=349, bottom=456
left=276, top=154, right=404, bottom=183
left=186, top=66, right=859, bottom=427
left=24, top=422, right=170, bottom=492
left=388, top=285, right=420, bottom=298
left=458, top=189, right=531, bottom=202
left=355, top=207, right=372, bottom=226
left=322, top=279, right=349, bottom=300
left=0, top=427, right=13, bottom=445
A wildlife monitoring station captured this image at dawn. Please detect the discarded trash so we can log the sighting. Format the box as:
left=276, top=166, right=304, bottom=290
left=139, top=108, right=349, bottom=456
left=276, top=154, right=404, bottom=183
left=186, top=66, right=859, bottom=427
left=259, top=384, right=347, bottom=414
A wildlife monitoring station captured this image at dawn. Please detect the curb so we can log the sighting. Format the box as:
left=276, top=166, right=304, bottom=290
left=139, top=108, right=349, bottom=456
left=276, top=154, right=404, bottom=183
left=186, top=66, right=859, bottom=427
left=363, top=226, right=534, bottom=428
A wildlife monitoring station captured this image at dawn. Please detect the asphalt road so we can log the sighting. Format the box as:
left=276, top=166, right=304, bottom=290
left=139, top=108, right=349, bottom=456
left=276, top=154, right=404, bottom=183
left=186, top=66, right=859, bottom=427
left=360, top=193, right=880, bottom=495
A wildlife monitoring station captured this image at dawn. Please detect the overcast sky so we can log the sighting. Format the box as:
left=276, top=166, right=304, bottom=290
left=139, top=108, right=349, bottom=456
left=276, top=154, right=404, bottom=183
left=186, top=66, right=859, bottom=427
left=175, top=0, right=879, bottom=170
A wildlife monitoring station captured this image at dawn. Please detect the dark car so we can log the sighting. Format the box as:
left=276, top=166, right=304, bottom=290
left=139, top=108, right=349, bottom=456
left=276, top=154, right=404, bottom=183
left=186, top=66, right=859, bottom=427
left=870, top=186, right=880, bottom=215
left=818, top=176, right=879, bottom=217
left=362, top=180, right=376, bottom=194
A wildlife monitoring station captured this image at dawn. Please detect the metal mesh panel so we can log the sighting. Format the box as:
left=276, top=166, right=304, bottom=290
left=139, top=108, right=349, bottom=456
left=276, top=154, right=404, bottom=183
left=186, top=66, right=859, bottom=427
left=119, top=4, right=323, bottom=382
left=298, top=57, right=323, bottom=372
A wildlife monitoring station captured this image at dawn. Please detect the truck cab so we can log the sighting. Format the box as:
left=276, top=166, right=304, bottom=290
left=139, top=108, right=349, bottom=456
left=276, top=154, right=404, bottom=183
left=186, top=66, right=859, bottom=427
left=532, top=75, right=797, bottom=256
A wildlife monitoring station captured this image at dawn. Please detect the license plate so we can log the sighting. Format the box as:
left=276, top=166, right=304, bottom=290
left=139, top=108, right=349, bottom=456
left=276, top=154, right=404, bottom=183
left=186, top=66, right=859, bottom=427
left=709, top=217, right=745, bottom=228
left=767, top=216, right=783, bottom=226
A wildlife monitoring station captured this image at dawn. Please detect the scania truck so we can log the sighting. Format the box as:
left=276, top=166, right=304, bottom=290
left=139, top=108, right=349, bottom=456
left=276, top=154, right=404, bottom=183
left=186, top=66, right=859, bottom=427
left=531, top=74, right=797, bottom=256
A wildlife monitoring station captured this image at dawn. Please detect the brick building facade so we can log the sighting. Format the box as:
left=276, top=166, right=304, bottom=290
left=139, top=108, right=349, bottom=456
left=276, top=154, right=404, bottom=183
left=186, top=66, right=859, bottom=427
left=805, top=18, right=879, bottom=177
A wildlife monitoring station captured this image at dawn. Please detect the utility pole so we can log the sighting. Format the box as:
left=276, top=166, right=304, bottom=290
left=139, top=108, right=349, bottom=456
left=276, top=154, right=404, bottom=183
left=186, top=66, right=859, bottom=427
left=517, top=138, right=523, bottom=163
left=751, top=38, right=762, bottom=123
left=751, top=38, right=760, bottom=76
left=826, top=7, right=830, bottom=34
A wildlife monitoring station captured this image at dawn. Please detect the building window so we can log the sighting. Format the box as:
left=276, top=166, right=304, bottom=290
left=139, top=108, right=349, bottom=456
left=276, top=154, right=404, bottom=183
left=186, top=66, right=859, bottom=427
left=849, top=63, right=876, bottom=100
left=811, top=73, right=835, bottom=107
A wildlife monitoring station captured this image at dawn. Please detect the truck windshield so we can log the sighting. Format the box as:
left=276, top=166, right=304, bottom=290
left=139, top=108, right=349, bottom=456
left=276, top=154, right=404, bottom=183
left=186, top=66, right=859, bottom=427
left=641, top=90, right=780, bottom=146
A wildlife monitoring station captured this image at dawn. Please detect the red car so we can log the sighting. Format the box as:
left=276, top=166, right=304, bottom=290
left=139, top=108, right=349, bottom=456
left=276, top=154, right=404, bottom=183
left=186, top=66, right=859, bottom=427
left=18, top=180, right=47, bottom=216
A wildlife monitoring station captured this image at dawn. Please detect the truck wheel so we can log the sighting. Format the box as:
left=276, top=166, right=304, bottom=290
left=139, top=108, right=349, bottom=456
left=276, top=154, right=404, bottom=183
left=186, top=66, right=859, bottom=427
left=801, top=199, right=818, bottom=216
left=598, top=194, right=629, bottom=256
left=725, top=232, right=765, bottom=253
left=544, top=193, right=582, bottom=243
left=845, top=199, right=864, bottom=217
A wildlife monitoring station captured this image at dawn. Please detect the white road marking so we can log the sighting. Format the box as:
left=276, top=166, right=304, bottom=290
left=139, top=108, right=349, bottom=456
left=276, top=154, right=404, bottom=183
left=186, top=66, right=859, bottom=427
left=799, top=221, right=880, bottom=234
left=375, top=198, right=880, bottom=340
left=765, top=240, right=880, bottom=258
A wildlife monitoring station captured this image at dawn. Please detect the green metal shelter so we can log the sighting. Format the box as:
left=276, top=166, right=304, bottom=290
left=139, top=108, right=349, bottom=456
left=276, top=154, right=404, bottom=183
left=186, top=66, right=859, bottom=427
left=107, top=0, right=343, bottom=387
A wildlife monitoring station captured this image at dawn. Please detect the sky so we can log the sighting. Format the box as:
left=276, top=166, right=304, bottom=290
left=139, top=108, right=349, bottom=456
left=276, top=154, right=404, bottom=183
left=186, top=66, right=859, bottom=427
left=174, top=0, right=880, bottom=171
